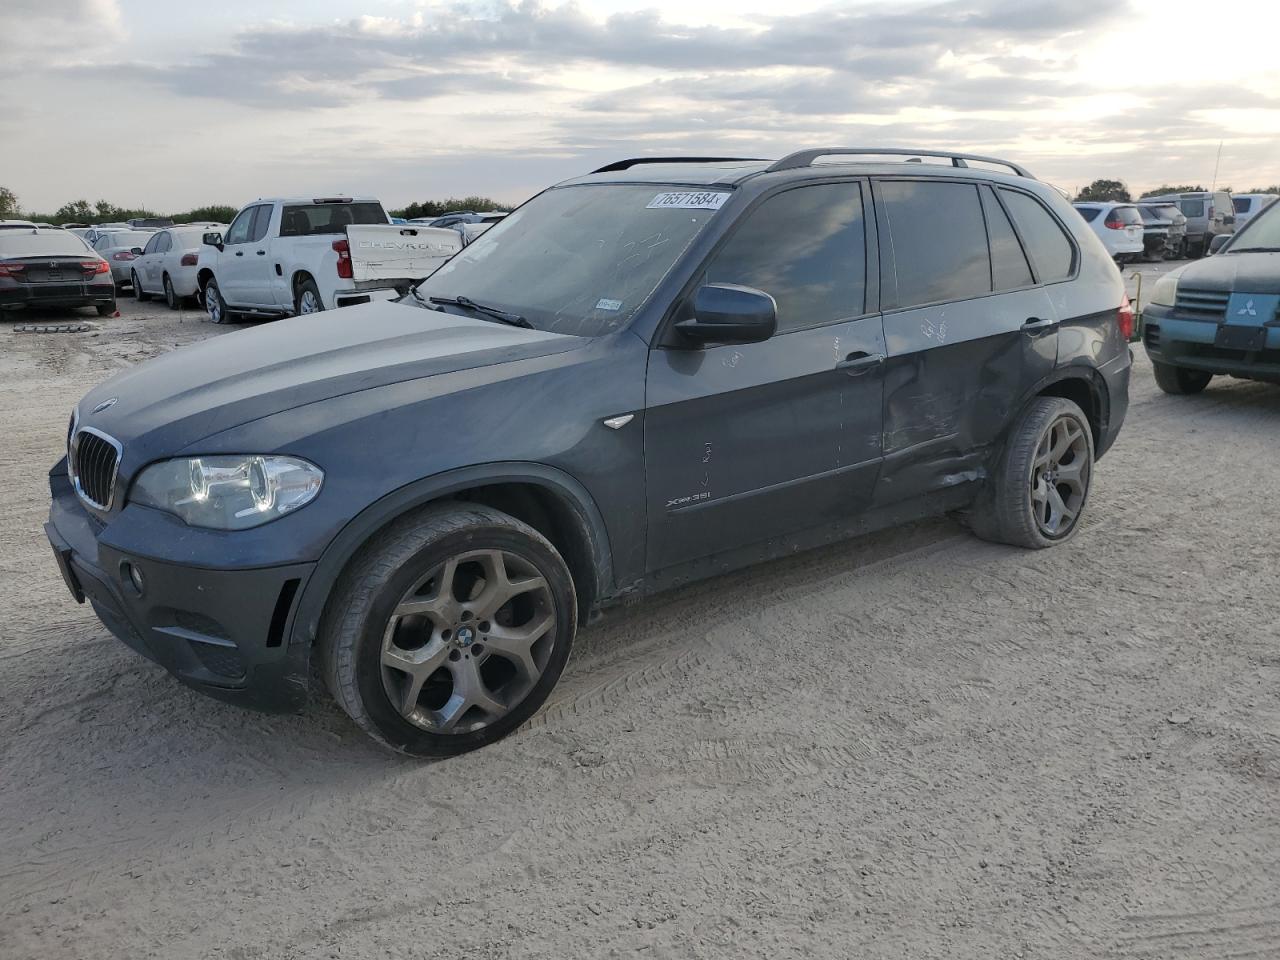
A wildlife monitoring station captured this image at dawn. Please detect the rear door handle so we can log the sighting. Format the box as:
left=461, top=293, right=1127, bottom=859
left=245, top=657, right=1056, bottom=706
left=256, top=250, right=266, bottom=256
left=235, top=251, right=244, bottom=257
left=835, top=351, right=885, bottom=375
left=1022, top=316, right=1056, bottom=331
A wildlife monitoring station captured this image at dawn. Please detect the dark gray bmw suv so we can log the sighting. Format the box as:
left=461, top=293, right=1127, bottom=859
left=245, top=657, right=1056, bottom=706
left=46, top=149, right=1131, bottom=756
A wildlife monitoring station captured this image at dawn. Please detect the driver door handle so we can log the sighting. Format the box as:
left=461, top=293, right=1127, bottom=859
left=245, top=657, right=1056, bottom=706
left=256, top=250, right=266, bottom=256
left=835, top=351, right=885, bottom=376
left=1022, top=316, right=1056, bottom=330
left=234, top=251, right=244, bottom=257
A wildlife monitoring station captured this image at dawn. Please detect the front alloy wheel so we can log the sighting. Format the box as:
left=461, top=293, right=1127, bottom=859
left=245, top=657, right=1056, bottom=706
left=320, top=503, right=577, bottom=756
left=380, top=549, right=555, bottom=734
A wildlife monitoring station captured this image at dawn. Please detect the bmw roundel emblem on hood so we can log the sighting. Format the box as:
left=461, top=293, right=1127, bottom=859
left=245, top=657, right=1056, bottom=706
left=91, top=397, right=118, bottom=414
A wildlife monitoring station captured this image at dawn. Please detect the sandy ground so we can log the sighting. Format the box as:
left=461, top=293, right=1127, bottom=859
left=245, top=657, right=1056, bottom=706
left=2, top=272, right=1278, bottom=960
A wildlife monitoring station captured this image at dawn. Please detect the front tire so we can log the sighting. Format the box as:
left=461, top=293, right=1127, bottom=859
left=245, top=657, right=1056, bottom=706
left=969, top=397, right=1095, bottom=549
left=132, top=271, right=150, bottom=301
left=204, top=277, right=230, bottom=324
left=319, top=503, right=577, bottom=757
left=1152, top=360, right=1212, bottom=395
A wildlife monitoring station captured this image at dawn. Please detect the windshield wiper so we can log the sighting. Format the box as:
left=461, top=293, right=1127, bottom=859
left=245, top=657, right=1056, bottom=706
left=426, top=294, right=534, bottom=329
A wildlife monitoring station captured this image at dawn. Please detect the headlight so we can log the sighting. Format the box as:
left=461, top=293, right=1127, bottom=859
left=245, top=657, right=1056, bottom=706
left=1148, top=267, right=1186, bottom=308
left=130, top=455, right=323, bottom=530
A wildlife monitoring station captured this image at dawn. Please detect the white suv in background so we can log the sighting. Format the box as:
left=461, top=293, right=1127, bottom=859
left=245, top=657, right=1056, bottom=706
left=1073, top=201, right=1144, bottom=262
left=1231, top=193, right=1278, bottom=230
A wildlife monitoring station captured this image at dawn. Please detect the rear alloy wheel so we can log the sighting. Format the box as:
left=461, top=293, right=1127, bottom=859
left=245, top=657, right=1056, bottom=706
left=968, top=397, right=1094, bottom=549
left=295, top=279, right=324, bottom=315
left=204, top=278, right=230, bottom=324
left=1152, top=360, right=1212, bottom=395
left=132, top=271, right=150, bottom=301
left=163, top=274, right=181, bottom=310
left=320, top=503, right=577, bottom=757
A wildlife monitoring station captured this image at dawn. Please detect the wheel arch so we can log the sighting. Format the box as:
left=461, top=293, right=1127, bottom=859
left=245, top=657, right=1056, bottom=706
left=290, top=462, right=615, bottom=649
left=196, top=267, right=216, bottom=292
left=1032, top=368, right=1108, bottom=454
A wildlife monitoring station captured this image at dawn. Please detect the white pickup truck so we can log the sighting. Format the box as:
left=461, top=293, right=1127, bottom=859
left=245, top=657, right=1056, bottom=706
left=196, top=196, right=463, bottom=322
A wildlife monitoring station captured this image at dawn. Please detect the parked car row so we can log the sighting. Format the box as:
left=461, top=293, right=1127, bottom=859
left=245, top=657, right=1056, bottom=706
left=1073, top=190, right=1277, bottom=264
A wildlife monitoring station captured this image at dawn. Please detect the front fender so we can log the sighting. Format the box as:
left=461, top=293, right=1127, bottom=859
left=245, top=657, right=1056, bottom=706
left=287, top=460, right=615, bottom=647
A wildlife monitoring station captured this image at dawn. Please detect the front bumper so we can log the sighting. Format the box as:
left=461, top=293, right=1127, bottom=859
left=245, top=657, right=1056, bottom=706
left=45, top=462, right=314, bottom=712
left=1141, top=306, right=1280, bottom=382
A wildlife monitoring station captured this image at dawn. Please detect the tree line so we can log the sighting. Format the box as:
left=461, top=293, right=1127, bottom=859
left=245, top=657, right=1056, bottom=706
left=0, top=187, right=511, bottom=225
left=1075, top=179, right=1280, bottom=202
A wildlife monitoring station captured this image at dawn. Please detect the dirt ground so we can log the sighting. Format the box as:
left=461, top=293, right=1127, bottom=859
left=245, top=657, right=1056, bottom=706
left=2, top=271, right=1278, bottom=960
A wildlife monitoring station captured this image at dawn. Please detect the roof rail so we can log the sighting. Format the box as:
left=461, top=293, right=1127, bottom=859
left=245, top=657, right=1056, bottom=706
left=766, top=148, right=1033, bottom=179
left=592, top=156, right=767, bottom=174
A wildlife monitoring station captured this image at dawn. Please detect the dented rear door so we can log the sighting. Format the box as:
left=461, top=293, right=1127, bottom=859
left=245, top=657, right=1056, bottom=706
left=872, top=178, right=1056, bottom=506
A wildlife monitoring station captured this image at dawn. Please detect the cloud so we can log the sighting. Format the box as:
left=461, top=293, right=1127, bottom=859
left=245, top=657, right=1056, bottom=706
left=0, top=0, right=122, bottom=69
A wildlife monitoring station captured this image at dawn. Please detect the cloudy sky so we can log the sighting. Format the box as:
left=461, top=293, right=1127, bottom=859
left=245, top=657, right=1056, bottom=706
left=4, top=0, right=1279, bottom=213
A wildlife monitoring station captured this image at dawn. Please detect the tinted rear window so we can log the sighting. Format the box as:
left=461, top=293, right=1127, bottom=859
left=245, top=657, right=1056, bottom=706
left=1234, top=197, right=1249, bottom=213
left=0, top=231, right=92, bottom=258
left=879, top=180, right=991, bottom=308
left=1075, top=207, right=1101, bottom=223
left=1180, top=199, right=1205, bottom=217
left=1002, top=190, right=1075, bottom=283
left=279, top=202, right=387, bottom=236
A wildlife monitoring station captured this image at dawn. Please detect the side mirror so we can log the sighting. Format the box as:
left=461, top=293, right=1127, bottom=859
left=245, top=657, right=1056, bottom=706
left=202, top=231, right=224, bottom=251
left=130, top=247, right=143, bottom=256
left=675, top=284, right=777, bottom=345
left=1208, top=234, right=1231, bottom=255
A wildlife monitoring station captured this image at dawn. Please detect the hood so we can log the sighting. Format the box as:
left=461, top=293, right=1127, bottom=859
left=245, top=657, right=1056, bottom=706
left=1174, top=251, right=1280, bottom=293
left=76, top=300, right=581, bottom=448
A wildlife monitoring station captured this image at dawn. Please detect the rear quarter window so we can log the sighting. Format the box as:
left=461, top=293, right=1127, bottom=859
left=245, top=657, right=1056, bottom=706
left=1180, top=199, right=1205, bottom=218
left=1075, top=207, right=1101, bottom=223
left=1002, top=189, right=1076, bottom=283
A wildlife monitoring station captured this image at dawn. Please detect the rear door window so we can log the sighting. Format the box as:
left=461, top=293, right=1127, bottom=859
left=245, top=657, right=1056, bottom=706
left=278, top=202, right=387, bottom=236
left=705, top=181, right=867, bottom=333
left=878, top=180, right=990, bottom=309
left=981, top=187, right=1033, bottom=290
left=1000, top=189, right=1076, bottom=283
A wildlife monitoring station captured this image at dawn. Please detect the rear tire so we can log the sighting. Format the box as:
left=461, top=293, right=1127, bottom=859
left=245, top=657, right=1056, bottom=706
left=163, top=274, right=181, bottom=310
left=132, top=271, right=150, bottom=301
left=204, top=277, right=230, bottom=324
left=295, top=278, right=324, bottom=315
left=96, top=301, right=116, bottom=317
left=1152, top=360, right=1212, bottom=395
left=968, top=397, right=1094, bottom=550
left=319, top=503, right=577, bottom=757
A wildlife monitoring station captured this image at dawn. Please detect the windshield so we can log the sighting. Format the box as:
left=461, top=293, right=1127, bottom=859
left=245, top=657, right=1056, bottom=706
left=1228, top=199, right=1280, bottom=250
left=413, top=184, right=727, bottom=337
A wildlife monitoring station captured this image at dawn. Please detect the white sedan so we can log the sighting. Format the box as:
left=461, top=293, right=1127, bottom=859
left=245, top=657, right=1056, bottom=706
left=1072, top=202, right=1144, bottom=263
left=132, top=225, right=224, bottom=308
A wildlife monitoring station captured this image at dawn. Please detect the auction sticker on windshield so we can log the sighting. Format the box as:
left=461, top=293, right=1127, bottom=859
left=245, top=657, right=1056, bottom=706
left=646, top=192, right=729, bottom=210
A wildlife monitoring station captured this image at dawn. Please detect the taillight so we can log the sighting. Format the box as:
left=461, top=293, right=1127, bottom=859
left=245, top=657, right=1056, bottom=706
left=180, top=253, right=198, bottom=266
left=1208, top=205, right=1215, bottom=219
left=332, top=239, right=353, bottom=279
left=0, top=261, right=24, bottom=277
left=112, top=251, right=136, bottom=261
left=80, top=260, right=110, bottom=275
left=1104, top=213, right=1124, bottom=230
left=1118, top=300, right=1135, bottom=340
